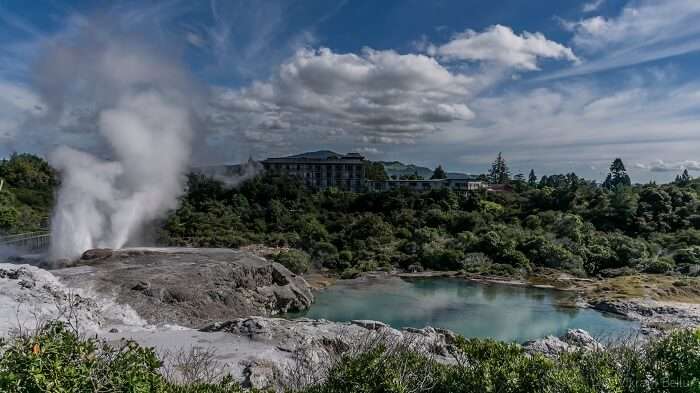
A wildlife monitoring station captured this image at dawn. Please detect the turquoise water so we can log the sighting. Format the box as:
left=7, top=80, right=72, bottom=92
left=292, top=277, right=638, bottom=342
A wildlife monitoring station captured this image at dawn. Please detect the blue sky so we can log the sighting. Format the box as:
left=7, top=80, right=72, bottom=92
left=1, top=0, right=700, bottom=182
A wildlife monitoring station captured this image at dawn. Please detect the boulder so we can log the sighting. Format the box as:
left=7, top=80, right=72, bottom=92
left=53, top=248, right=314, bottom=328
left=351, top=320, right=388, bottom=330
left=523, top=329, right=602, bottom=357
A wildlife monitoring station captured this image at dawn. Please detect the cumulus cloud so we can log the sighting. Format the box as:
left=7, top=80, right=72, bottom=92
left=210, top=47, right=478, bottom=146
left=636, top=160, right=700, bottom=172
left=432, top=76, right=700, bottom=181
left=431, top=25, right=578, bottom=70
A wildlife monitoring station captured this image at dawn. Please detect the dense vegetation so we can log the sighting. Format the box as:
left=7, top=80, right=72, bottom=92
left=0, top=153, right=56, bottom=234
left=162, top=158, right=700, bottom=278
left=1, top=321, right=698, bottom=392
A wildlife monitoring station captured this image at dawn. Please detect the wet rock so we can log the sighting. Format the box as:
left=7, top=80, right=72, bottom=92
left=80, top=249, right=113, bottom=261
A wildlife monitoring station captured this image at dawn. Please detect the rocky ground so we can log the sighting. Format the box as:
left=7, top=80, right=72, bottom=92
left=52, top=247, right=313, bottom=328
left=1, top=248, right=699, bottom=390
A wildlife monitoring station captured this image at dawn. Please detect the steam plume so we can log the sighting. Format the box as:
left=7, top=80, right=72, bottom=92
left=44, top=23, right=197, bottom=261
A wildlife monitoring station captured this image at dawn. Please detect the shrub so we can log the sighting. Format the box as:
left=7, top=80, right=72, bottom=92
left=0, top=322, right=164, bottom=392
left=4, top=321, right=700, bottom=393
left=642, top=257, right=675, bottom=274
left=421, top=240, right=465, bottom=270
left=311, top=242, right=339, bottom=269
left=340, top=268, right=360, bottom=279
left=273, top=249, right=311, bottom=274
left=646, top=329, right=700, bottom=392
left=674, top=246, right=700, bottom=266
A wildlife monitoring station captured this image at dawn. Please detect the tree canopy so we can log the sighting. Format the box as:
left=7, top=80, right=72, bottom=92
left=603, top=158, right=631, bottom=189
left=488, top=153, right=510, bottom=184
left=430, top=165, right=447, bottom=180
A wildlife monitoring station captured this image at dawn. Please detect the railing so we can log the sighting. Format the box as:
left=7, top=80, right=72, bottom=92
left=0, top=231, right=51, bottom=251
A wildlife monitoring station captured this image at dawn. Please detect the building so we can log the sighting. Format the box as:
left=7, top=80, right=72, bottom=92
left=366, top=177, right=487, bottom=193
left=262, top=151, right=367, bottom=192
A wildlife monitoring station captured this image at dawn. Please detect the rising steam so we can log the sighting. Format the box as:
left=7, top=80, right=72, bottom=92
left=43, top=23, right=197, bottom=261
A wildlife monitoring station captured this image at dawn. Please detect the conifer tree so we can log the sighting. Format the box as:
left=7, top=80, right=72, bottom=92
left=528, top=169, right=537, bottom=186
left=488, top=152, right=510, bottom=184
left=431, top=165, right=447, bottom=179
left=603, top=158, right=631, bottom=189
left=677, top=169, right=692, bottom=186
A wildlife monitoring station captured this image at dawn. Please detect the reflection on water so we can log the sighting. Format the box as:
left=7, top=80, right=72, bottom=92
left=291, top=277, right=638, bottom=342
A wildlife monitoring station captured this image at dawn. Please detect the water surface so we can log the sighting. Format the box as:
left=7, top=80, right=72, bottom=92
left=292, top=277, right=637, bottom=342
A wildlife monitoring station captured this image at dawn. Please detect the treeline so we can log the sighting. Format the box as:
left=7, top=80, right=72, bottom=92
left=161, top=158, right=700, bottom=278
left=0, top=153, right=56, bottom=234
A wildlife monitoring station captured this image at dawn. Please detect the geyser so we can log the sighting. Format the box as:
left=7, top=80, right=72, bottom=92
left=43, top=25, right=196, bottom=261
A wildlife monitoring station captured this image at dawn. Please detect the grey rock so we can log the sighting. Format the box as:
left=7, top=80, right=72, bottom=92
left=53, top=248, right=314, bottom=328
left=523, top=329, right=602, bottom=357
left=351, top=320, right=388, bottom=330
left=242, top=361, right=277, bottom=390
left=200, top=316, right=458, bottom=389
left=590, top=299, right=700, bottom=329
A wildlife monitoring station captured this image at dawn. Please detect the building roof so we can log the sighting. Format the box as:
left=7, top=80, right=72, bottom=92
left=265, top=150, right=365, bottom=162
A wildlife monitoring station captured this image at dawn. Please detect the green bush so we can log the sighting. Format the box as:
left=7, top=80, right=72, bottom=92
left=643, top=257, right=675, bottom=274
left=299, top=329, right=700, bottom=393
left=273, top=249, right=311, bottom=274
left=340, top=267, right=360, bottom=279
left=0, top=322, right=164, bottom=392
left=674, top=246, right=700, bottom=266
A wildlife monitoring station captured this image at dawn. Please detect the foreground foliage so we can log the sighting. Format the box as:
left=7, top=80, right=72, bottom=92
left=1, top=322, right=699, bottom=392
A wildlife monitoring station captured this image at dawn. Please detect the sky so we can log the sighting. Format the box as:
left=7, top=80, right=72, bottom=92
left=1, top=0, right=700, bottom=183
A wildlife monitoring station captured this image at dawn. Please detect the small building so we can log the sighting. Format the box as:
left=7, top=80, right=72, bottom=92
left=262, top=150, right=366, bottom=192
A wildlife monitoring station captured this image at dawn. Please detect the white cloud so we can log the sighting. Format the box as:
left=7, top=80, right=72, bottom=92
left=549, top=1, right=700, bottom=79
left=636, top=160, right=700, bottom=172
left=432, top=25, right=578, bottom=70
left=431, top=76, right=700, bottom=181
left=582, top=0, right=605, bottom=13
left=356, top=146, right=382, bottom=155
left=210, top=47, right=479, bottom=148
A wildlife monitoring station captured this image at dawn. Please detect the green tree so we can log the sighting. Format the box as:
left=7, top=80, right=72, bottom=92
left=528, top=169, right=537, bottom=186
left=676, top=169, right=692, bottom=186
left=365, top=162, right=388, bottom=181
left=488, top=152, right=510, bottom=184
left=430, top=165, right=447, bottom=179
left=603, top=158, right=631, bottom=189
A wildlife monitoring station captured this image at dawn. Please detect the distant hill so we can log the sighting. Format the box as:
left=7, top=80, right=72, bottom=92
left=377, top=161, right=478, bottom=180
left=378, top=161, right=434, bottom=179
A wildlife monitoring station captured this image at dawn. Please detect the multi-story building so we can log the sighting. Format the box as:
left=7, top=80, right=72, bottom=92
left=262, top=151, right=367, bottom=192
left=366, top=177, right=487, bottom=193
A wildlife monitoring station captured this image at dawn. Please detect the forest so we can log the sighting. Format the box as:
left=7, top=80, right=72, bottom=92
left=160, top=157, right=700, bottom=279
left=2, top=152, right=699, bottom=279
